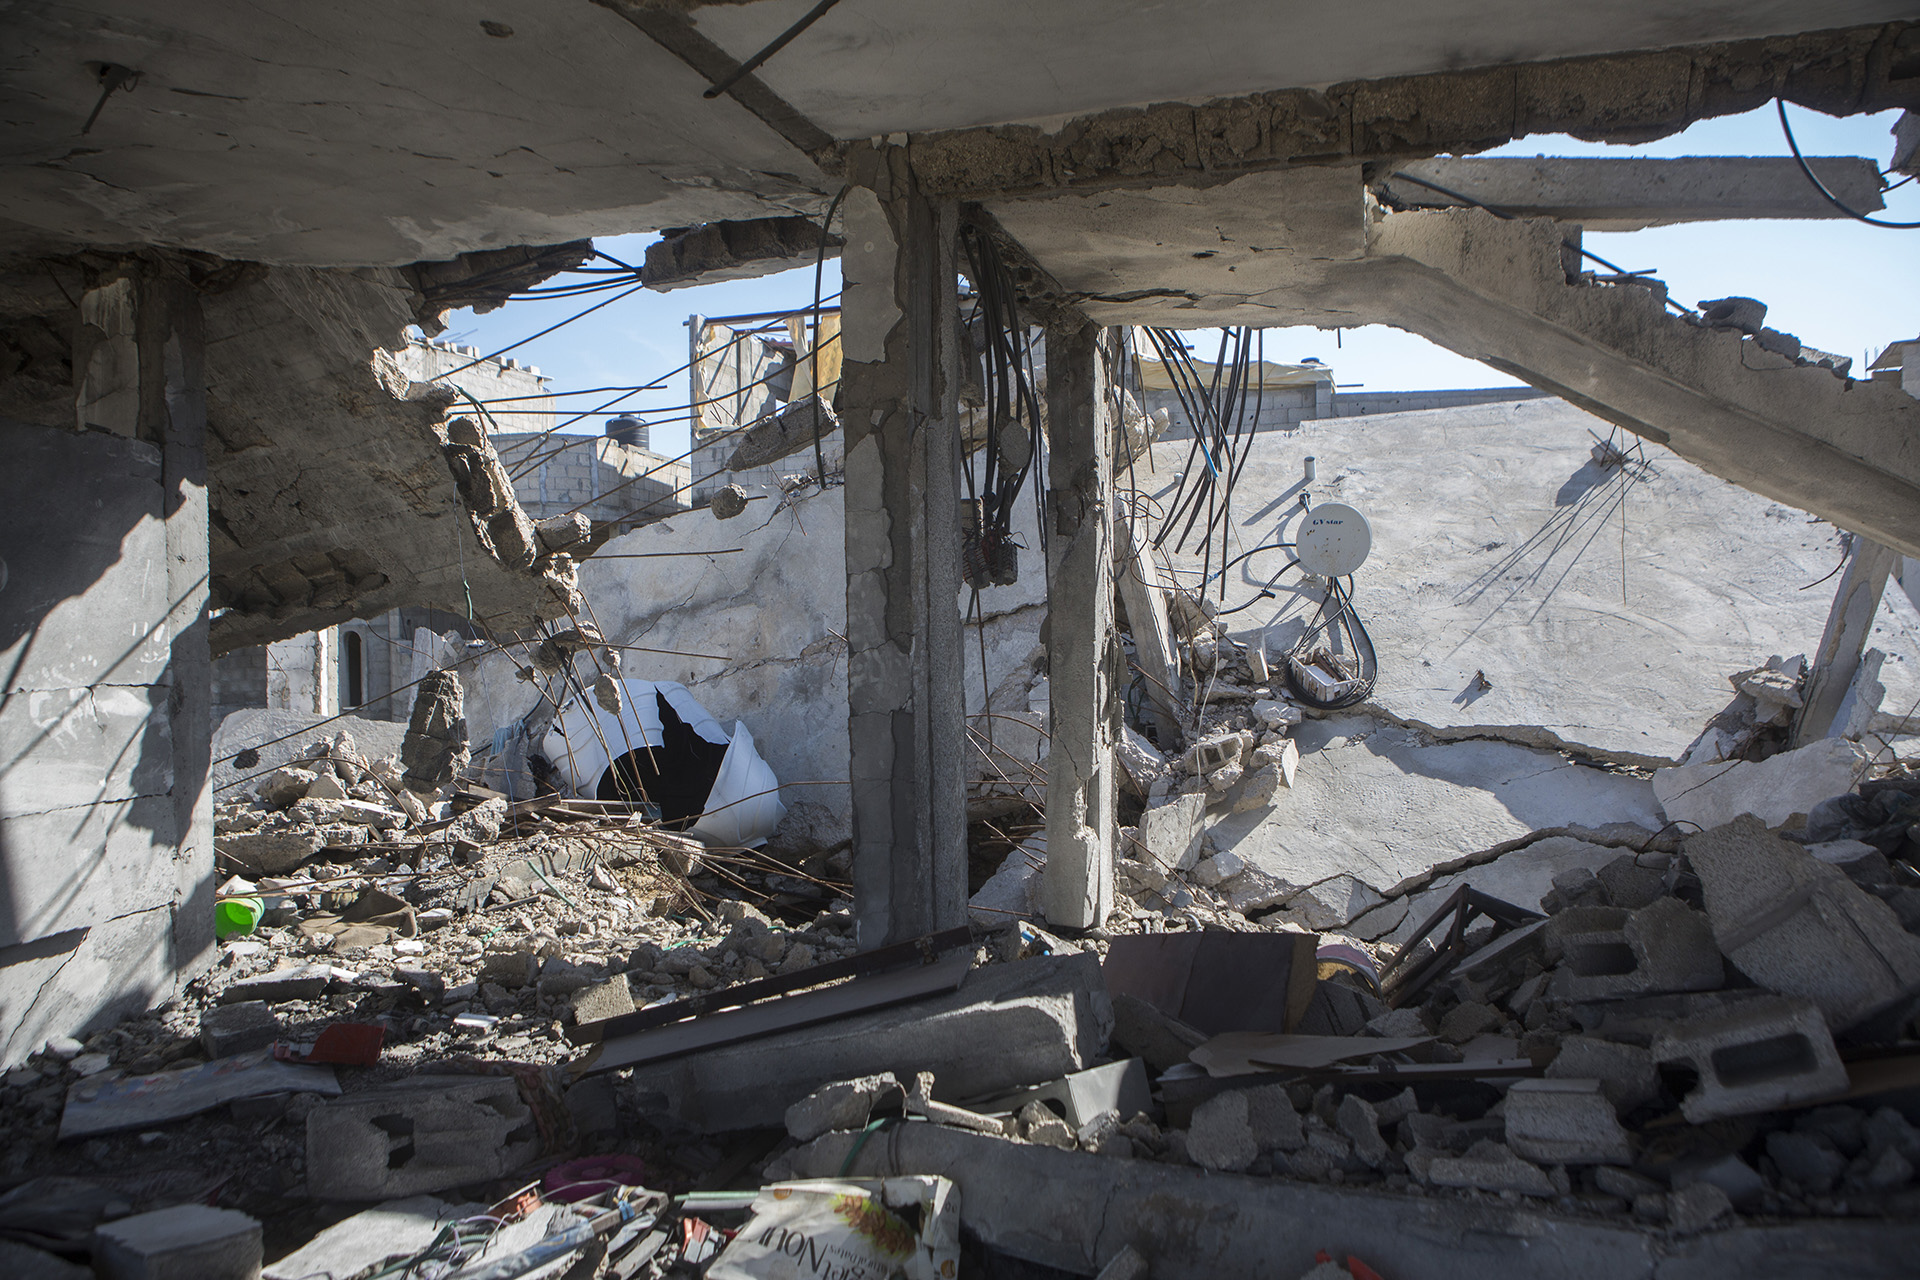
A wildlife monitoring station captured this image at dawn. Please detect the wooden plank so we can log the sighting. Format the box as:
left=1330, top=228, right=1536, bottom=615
left=583, top=950, right=973, bottom=1075
left=568, top=925, right=972, bottom=1045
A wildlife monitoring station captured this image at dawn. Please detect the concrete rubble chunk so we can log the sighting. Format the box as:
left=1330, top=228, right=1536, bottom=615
left=1335, top=1094, right=1389, bottom=1168
left=570, top=977, right=635, bottom=1025
left=1135, top=791, right=1207, bottom=872
left=1650, top=993, right=1847, bottom=1122
left=785, top=1073, right=902, bottom=1142
left=215, top=828, right=326, bottom=876
left=1670, top=1154, right=1766, bottom=1209
left=1222, top=865, right=1297, bottom=914
left=200, top=1000, right=282, bottom=1058
left=1245, top=1083, right=1305, bottom=1153
left=1652, top=737, right=1868, bottom=831
left=1018, top=1100, right=1077, bottom=1150
left=307, top=1076, right=538, bottom=1200
left=254, top=766, right=317, bottom=809
left=1186, top=1090, right=1258, bottom=1172
left=92, top=1205, right=262, bottom=1280
left=618, top=954, right=1110, bottom=1132
left=1191, top=848, right=1245, bottom=888
left=1230, top=763, right=1283, bottom=814
left=305, top=770, right=350, bottom=801
left=399, top=669, right=469, bottom=795
left=969, top=838, right=1044, bottom=927
left=1684, top=815, right=1920, bottom=1030
left=1426, top=1140, right=1554, bottom=1197
left=1594, top=854, right=1668, bottom=910
left=1767, top=1130, right=1845, bottom=1193
left=222, top=963, right=334, bottom=1004
left=1546, top=896, right=1723, bottom=1001
left=1546, top=1035, right=1658, bottom=1112
left=1504, top=1078, right=1631, bottom=1165
left=1665, top=1182, right=1734, bottom=1235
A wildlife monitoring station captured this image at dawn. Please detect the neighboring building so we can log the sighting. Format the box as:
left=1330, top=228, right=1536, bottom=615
left=689, top=308, right=842, bottom=504
left=492, top=427, right=690, bottom=535
left=1139, top=354, right=1545, bottom=437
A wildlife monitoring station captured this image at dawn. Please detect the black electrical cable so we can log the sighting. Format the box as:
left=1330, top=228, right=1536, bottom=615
left=1282, top=577, right=1377, bottom=710
left=1775, top=99, right=1920, bottom=229
left=701, top=0, right=844, bottom=100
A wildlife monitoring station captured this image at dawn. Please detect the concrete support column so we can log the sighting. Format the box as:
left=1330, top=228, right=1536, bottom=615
left=145, top=272, right=217, bottom=985
left=1794, top=534, right=1897, bottom=746
left=839, top=144, right=967, bottom=948
left=1041, top=321, right=1120, bottom=929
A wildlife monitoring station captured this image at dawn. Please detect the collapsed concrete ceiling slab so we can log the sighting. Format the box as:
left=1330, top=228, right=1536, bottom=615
left=0, top=0, right=830, bottom=265
left=200, top=263, right=577, bottom=653
left=685, top=0, right=1920, bottom=139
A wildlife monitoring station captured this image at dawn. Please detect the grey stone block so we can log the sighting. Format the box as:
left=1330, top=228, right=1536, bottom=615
left=306, top=1076, right=538, bottom=1200
left=1335, top=1094, right=1388, bottom=1168
left=1546, top=1035, right=1658, bottom=1112
left=1666, top=1182, right=1734, bottom=1235
left=618, top=954, right=1110, bottom=1132
left=92, top=1205, right=262, bottom=1280
left=1595, top=854, right=1668, bottom=909
left=570, top=977, right=635, bottom=1025
left=1185, top=1089, right=1257, bottom=1172
left=222, top=963, right=333, bottom=1004
left=1650, top=994, right=1847, bottom=1122
left=1504, top=1078, right=1631, bottom=1164
left=785, top=1072, right=902, bottom=1142
left=1546, top=897, right=1722, bottom=1001
left=1767, top=1131, right=1845, bottom=1194
left=1670, top=1153, right=1766, bottom=1210
left=200, top=1000, right=281, bottom=1058
left=1426, top=1140, right=1554, bottom=1196
left=1685, top=815, right=1920, bottom=1030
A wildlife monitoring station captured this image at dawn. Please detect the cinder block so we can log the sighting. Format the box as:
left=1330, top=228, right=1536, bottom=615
left=1546, top=897, right=1722, bottom=1001
left=1650, top=994, right=1846, bottom=1122
left=1504, top=1078, right=1631, bottom=1165
left=201, top=1000, right=281, bottom=1058
left=92, top=1205, right=261, bottom=1280
left=306, top=1076, right=539, bottom=1200
left=1685, top=816, right=1920, bottom=1031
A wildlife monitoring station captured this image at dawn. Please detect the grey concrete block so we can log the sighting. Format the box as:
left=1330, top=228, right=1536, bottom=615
left=1504, top=1078, right=1631, bottom=1165
left=1185, top=1090, right=1257, bottom=1172
left=1650, top=994, right=1847, bottom=1122
left=200, top=1000, right=281, bottom=1058
left=223, top=963, right=333, bottom=1004
left=1685, top=815, right=1920, bottom=1030
left=785, top=1072, right=902, bottom=1142
left=570, top=977, right=635, bottom=1024
left=1666, top=1182, right=1734, bottom=1235
left=619, top=954, right=1110, bottom=1132
left=1335, top=1094, right=1388, bottom=1168
left=1546, top=1035, right=1658, bottom=1112
left=92, top=1205, right=262, bottom=1280
left=306, top=1076, right=538, bottom=1200
left=1547, top=897, right=1722, bottom=1001
left=1426, top=1140, right=1555, bottom=1196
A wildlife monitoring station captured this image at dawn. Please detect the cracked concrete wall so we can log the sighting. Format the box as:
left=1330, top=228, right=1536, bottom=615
left=0, top=274, right=212, bottom=1066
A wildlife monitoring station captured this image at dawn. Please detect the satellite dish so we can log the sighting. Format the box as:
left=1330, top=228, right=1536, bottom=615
left=1296, top=502, right=1372, bottom=577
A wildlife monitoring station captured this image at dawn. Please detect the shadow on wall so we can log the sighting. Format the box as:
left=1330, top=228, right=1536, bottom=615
left=0, top=419, right=208, bottom=1060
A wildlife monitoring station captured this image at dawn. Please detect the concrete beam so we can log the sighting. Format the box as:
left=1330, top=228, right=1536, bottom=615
left=1041, top=321, right=1120, bottom=929
left=839, top=143, right=968, bottom=949
left=790, top=1123, right=1920, bottom=1279
left=1321, top=209, right=1920, bottom=561
left=1794, top=536, right=1898, bottom=746
left=1377, top=156, right=1887, bottom=230
left=908, top=21, right=1920, bottom=201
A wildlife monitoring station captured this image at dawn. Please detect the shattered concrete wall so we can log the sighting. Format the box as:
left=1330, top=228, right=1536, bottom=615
left=200, top=264, right=580, bottom=653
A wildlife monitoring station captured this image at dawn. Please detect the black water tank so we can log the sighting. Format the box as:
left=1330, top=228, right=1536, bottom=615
left=605, top=416, right=648, bottom=451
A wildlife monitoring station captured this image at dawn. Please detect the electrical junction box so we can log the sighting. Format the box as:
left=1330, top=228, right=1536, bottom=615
left=1295, top=502, right=1372, bottom=577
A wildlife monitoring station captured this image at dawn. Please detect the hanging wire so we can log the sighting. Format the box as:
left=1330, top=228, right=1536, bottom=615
left=1775, top=98, right=1920, bottom=229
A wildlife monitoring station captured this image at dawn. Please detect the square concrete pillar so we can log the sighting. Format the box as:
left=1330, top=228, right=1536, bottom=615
left=839, top=143, right=968, bottom=948
left=0, top=267, right=213, bottom=1065
left=1041, top=321, right=1120, bottom=929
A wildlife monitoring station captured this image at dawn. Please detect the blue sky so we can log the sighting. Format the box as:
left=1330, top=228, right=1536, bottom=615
left=443, top=103, right=1918, bottom=459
